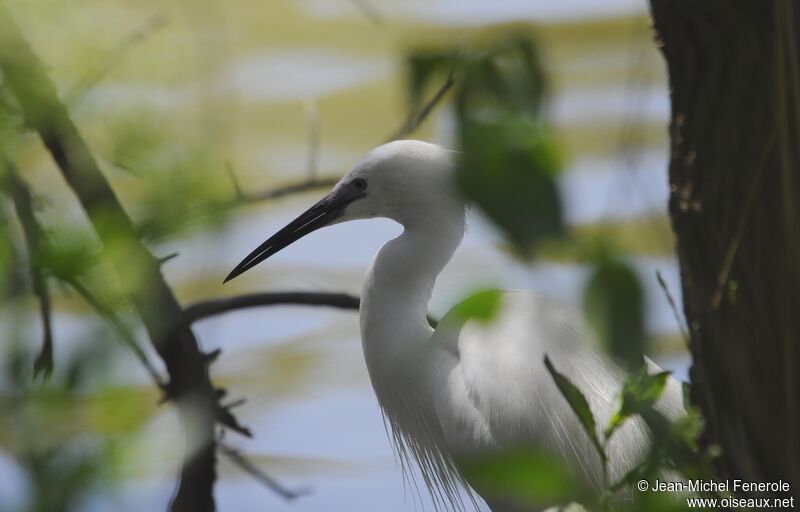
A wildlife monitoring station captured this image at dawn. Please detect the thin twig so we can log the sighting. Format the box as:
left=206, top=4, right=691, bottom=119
left=226, top=100, right=329, bottom=205
left=213, top=401, right=252, bottom=438
left=239, top=177, right=340, bottom=203
left=226, top=161, right=244, bottom=200
left=227, top=159, right=337, bottom=206
left=7, top=159, right=166, bottom=386
left=710, top=131, right=775, bottom=310
left=233, top=52, right=456, bottom=206
left=655, top=270, right=689, bottom=343
left=386, top=64, right=457, bottom=142
left=304, top=100, right=320, bottom=180
left=158, top=252, right=180, bottom=265
left=184, top=291, right=360, bottom=323
left=349, top=0, right=384, bottom=25
left=222, top=397, right=247, bottom=410
left=66, top=11, right=170, bottom=106
left=64, top=276, right=168, bottom=389
left=218, top=441, right=309, bottom=500
left=6, top=163, right=53, bottom=378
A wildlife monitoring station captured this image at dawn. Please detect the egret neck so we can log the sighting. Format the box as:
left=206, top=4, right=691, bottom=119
left=360, top=204, right=465, bottom=378
left=357, top=197, right=474, bottom=510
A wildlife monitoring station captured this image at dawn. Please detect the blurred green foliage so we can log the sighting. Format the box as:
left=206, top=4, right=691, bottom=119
left=1, top=341, right=156, bottom=512
left=544, top=355, right=714, bottom=511
left=408, top=34, right=564, bottom=258
left=0, top=6, right=228, bottom=509
left=583, top=249, right=646, bottom=371
left=544, top=355, right=608, bottom=481
left=605, top=367, right=670, bottom=442
left=448, top=288, right=504, bottom=324
left=460, top=449, right=586, bottom=509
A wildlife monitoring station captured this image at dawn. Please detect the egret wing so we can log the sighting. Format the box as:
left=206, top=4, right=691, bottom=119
left=429, top=291, right=684, bottom=493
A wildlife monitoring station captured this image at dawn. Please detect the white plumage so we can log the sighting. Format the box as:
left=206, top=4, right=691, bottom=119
left=227, top=140, right=685, bottom=511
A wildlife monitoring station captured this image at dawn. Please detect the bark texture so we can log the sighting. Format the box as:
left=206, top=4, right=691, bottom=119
left=650, top=0, right=800, bottom=494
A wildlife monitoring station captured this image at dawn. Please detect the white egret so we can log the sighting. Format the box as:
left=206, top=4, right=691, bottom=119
left=225, top=140, right=685, bottom=511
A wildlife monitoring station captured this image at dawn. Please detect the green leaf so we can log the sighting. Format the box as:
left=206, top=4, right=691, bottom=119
left=604, top=366, right=671, bottom=442
left=450, top=289, right=504, bottom=324
left=583, top=254, right=645, bottom=370
left=669, top=408, right=703, bottom=452
left=456, top=115, right=563, bottom=257
left=37, top=235, right=98, bottom=281
left=406, top=50, right=453, bottom=108
left=544, top=356, right=607, bottom=468
left=513, top=35, right=547, bottom=115
left=460, top=449, right=584, bottom=507
left=449, top=33, right=563, bottom=258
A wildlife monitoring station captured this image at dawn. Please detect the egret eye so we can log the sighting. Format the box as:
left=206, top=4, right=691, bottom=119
left=352, top=178, right=367, bottom=191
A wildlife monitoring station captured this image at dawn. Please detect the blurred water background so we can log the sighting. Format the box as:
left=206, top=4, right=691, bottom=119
left=0, top=0, right=687, bottom=510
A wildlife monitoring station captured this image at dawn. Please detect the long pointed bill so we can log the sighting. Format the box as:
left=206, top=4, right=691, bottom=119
left=224, top=185, right=363, bottom=283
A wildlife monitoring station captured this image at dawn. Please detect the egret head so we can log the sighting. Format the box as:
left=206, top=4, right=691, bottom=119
left=225, top=140, right=462, bottom=283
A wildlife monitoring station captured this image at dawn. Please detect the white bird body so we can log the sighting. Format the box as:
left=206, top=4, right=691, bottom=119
left=227, top=140, right=686, bottom=511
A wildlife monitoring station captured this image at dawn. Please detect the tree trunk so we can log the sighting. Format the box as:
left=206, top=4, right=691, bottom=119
left=650, top=0, right=800, bottom=496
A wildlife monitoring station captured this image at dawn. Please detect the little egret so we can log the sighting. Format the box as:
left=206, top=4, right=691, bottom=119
left=225, top=140, right=684, bottom=511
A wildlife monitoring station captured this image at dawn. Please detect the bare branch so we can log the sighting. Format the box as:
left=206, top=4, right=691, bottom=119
left=6, top=162, right=53, bottom=378
left=184, top=291, right=440, bottom=328
left=6, top=159, right=165, bottom=386
left=218, top=441, right=308, bottom=501
left=222, top=397, right=247, bottom=410
left=226, top=161, right=244, bottom=200
left=214, top=402, right=252, bottom=438
left=158, top=252, right=180, bottom=265
left=230, top=54, right=457, bottom=208
left=66, top=11, right=170, bottom=106
left=63, top=276, right=167, bottom=389
left=349, top=0, right=384, bottom=25
left=304, top=100, right=320, bottom=180
left=238, top=176, right=340, bottom=203
left=233, top=55, right=457, bottom=207
left=184, top=291, right=360, bottom=323
left=226, top=101, right=326, bottom=205
left=386, top=63, right=456, bottom=142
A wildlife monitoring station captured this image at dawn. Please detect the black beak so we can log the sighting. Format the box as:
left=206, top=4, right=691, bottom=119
left=224, top=185, right=363, bottom=283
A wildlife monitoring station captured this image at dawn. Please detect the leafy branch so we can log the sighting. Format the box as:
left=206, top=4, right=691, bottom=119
left=545, top=353, right=716, bottom=510
left=603, top=367, right=670, bottom=443
left=0, top=6, right=231, bottom=509
left=544, top=356, right=609, bottom=488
